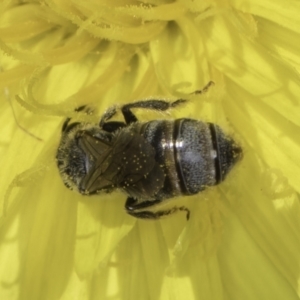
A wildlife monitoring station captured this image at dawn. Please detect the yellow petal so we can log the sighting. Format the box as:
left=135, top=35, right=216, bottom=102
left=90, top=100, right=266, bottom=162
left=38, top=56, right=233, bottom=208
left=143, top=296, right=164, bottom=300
left=1, top=0, right=300, bottom=299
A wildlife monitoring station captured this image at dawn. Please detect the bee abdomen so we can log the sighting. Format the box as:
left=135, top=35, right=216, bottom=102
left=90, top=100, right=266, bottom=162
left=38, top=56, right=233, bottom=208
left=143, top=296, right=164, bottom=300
left=140, top=118, right=242, bottom=199
left=174, top=119, right=216, bottom=194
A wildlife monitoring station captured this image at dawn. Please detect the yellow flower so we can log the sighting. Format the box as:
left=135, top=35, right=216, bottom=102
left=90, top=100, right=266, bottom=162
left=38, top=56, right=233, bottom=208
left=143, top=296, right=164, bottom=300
left=0, top=0, right=300, bottom=300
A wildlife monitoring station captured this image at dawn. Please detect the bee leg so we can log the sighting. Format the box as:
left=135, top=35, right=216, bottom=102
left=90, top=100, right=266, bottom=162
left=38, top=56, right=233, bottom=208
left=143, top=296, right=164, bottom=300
left=125, top=197, right=190, bottom=220
left=192, top=80, right=214, bottom=95
left=99, top=106, right=117, bottom=127
left=121, top=99, right=187, bottom=124
left=102, top=121, right=126, bottom=133
left=125, top=197, right=161, bottom=211
left=62, top=118, right=72, bottom=132
left=127, top=206, right=190, bottom=220
left=98, top=106, right=128, bottom=132
left=62, top=105, right=90, bottom=132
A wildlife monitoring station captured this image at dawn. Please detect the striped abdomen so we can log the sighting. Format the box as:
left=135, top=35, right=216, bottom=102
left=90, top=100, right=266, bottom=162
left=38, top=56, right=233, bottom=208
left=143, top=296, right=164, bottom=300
left=133, top=119, right=222, bottom=200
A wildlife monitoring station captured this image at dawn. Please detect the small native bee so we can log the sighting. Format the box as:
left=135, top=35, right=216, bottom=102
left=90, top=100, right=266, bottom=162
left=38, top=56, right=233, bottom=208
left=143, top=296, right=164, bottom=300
left=56, top=83, right=242, bottom=220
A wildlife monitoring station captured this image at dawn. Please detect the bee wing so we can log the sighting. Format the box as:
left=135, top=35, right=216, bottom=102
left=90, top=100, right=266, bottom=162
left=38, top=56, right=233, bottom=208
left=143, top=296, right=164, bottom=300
left=123, top=163, right=165, bottom=200
left=112, top=129, right=165, bottom=199
left=111, top=129, right=156, bottom=180
left=77, top=132, right=114, bottom=193
left=78, top=129, right=164, bottom=196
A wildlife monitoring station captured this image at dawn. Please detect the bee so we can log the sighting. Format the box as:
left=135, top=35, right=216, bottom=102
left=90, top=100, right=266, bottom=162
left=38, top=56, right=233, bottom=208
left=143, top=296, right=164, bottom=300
left=56, top=83, right=242, bottom=220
